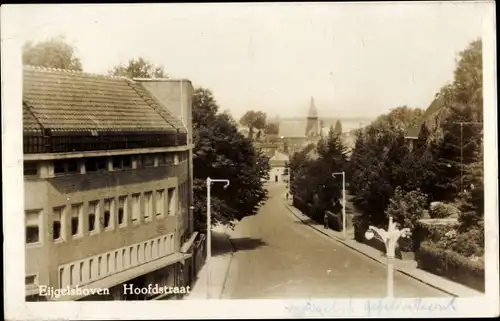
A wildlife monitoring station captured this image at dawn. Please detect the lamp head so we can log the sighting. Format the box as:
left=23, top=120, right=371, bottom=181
left=365, top=230, right=374, bottom=240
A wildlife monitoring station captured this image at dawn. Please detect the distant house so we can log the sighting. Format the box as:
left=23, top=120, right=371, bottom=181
left=404, top=94, right=449, bottom=150
left=269, top=150, right=290, bottom=183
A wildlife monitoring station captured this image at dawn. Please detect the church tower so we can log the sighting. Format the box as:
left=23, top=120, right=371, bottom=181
left=306, top=96, right=319, bottom=137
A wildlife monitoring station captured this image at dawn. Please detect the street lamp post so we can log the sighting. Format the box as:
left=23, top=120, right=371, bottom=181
left=206, top=177, right=230, bottom=299
left=365, top=216, right=411, bottom=298
left=332, top=171, right=346, bottom=240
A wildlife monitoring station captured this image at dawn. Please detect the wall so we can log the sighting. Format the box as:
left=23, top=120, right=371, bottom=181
left=138, top=79, right=194, bottom=236
left=25, top=160, right=189, bottom=290
left=269, top=166, right=287, bottom=183
left=138, top=80, right=194, bottom=146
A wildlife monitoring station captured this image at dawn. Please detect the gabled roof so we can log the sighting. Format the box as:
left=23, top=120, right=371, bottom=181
left=22, top=66, right=186, bottom=133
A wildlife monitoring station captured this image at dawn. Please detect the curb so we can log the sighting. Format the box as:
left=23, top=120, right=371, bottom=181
left=284, top=201, right=463, bottom=297
left=218, top=229, right=236, bottom=299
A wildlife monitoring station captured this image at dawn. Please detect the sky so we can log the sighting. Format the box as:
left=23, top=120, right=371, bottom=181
left=3, top=2, right=489, bottom=120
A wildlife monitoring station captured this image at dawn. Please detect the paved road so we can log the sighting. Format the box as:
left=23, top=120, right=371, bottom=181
left=221, top=183, right=449, bottom=299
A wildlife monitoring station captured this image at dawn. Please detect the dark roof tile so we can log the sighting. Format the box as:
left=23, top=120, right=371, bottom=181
left=22, top=66, right=186, bottom=133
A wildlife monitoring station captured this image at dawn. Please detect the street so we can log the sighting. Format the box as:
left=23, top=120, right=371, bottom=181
left=221, top=183, right=449, bottom=299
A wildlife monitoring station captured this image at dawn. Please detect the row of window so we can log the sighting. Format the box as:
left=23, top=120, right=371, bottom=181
left=58, top=234, right=175, bottom=288
left=23, top=151, right=190, bottom=177
left=25, top=188, right=176, bottom=245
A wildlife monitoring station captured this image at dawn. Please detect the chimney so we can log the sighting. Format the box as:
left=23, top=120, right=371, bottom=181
left=134, top=78, right=194, bottom=144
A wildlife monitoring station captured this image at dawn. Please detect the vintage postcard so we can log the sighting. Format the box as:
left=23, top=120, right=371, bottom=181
left=2, top=2, right=498, bottom=319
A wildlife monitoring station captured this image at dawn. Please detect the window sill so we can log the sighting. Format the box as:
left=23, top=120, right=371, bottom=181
left=89, top=230, right=100, bottom=236
left=53, top=238, right=65, bottom=244
left=118, top=223, right=127, bottom=229
left=26, top=242, right=43, bottom=248
left=72, top=234, right=84, bottom=240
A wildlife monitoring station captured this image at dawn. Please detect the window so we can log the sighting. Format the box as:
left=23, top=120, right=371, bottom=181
left=54, top=160, right=65, bottom=174
left=71, top=204, right=83, bottom=236
left=118, top=196, right=127, bottom=226
left=167, top=188, right=176, bottom=216
left=79, top=262, right=84, bottom=282
left=86, top=157, right=107, bottom=172
left=122, top=249, right=126, bottom=268
left=144, top=192, right=153, bottom=221
left=24, top=161, right=38, bottom=176
left=131, top=194, right=140, bottom=223
left=113, top=156, right=132, bottom=170
left=156, top=190, right=165, bottom=217
left=103, top=198, right=114, bottom=230
left=137, top=245, right=141, bottom=263
left=89, top=259, right=94, bottom=280
left=69, top=265, right=74, bottom=286
left=25, top=275, right=37, bottom=286
left=143, top=155, right=155, bottom=167
left=129, top=247, right=133, bottom=266
left=151, top=240, right=154, bottom=259
left=88, top=201, right=98, bottom=233
left=145, top=242, right=149, bottom=261
left=67, top=159, right=79, bottom=173
left=106, top=254, right=110, bottom=274
left=122, top=155, right=132, bottom=168
left=165, top=154, right=175, bottom=165
left=157, top=153, right=167, bottom=166
left=26, top=210, right=40, bottom=244
left=114, top=252, right=118, bottom=271
left=97, top=257, right=102, bottom=276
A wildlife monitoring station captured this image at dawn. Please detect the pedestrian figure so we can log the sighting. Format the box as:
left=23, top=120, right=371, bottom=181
left=324, top=213, right=328, bottom=229
left=286, top=192, right=289, bottom=200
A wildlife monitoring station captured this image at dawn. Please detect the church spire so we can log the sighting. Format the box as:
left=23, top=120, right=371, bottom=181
left=308, top=96, right=318, bottom=119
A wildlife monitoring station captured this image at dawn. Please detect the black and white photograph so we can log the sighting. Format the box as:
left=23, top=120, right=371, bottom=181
left=2, top=2, right=498, bottom=319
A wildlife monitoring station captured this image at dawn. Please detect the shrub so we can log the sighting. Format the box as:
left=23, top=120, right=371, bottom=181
left=325, top=210, right=343, bottom=231
left=430, top=202, right=461, bottom=219
left=385, top=187, right=428, bottom=230
left=353, top=214, right=369, bottom=242
left=413, top=218, right=459, bottom=252
left=416, top=241, right=485, bottom=292
left=451, top=228, right=484, bottom=257
left=385, top=187, right=428, bottom=251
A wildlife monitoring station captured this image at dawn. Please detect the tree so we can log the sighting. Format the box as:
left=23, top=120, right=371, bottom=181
left=458, top=139, right=484, bottom=230
left=192, top=88, right=269, bottom=231
left=371, top=106, right=424, bottom=132
left=334, top=120, right=343, bottom=135
left=264, top=123, right=279, bottom=135
left=240, top=110, right=267, bottom=139
left=22, top=35, right=83, bottom=70
left=110, top=57, right=168, bottom=78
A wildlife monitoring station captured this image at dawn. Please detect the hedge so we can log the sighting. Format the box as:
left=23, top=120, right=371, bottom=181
left=325, top=210, right=343, bottom=231
left=413, top=218, right=459, bottom=252
left=415, top=241, right=485, bottom=292
left=430, top=202, right=461, bottom=219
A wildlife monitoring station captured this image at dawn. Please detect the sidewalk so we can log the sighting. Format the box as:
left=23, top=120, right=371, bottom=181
left=283, top=195, right=483, bottom=298
left=184, top=225, right=235, bottom=300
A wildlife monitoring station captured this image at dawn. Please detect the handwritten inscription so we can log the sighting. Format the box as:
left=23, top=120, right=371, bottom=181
left=285, top=298, right=458, bottom=317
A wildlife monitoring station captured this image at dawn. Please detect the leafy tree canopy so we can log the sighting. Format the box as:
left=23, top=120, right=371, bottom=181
left=240, top=110, right=267, bottom=139
left=264, top=122, right=280, bottom=135
left=110, top=57, right=168, bottom=78
left=192, top=88, right=269, bottom=231
left=22, top=35, right=83, bottom=71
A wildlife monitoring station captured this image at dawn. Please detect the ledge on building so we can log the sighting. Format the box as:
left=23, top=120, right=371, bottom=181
left=48, top=252, right=191, bottom=301
left=180, top=232, right=199, bottom=253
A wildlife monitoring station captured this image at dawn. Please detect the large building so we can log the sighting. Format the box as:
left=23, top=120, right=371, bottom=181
left=23, top=66, right=203, bottom=301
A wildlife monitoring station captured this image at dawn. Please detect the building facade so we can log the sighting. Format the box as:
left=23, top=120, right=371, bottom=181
left=23, top=66, right=200, bottom=301
left=268, top=150, right=290, bottom=183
